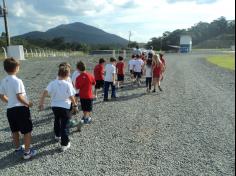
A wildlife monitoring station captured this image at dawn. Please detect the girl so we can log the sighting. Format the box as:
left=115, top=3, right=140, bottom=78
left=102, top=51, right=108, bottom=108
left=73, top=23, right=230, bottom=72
left=145, top=59, right=153, bottom=93
left=152, top=54, right=163, bottom=92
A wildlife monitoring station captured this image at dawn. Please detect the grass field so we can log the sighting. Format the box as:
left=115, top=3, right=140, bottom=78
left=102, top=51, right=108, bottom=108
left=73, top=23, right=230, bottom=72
left=207, top=54, right=235, bottom=70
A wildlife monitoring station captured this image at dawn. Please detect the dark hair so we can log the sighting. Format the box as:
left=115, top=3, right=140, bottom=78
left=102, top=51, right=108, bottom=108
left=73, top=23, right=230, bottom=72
left=58, top=65, right=70, bottom=77
left=146, top=59, right=152, bottom=67
left=132, top=55, right=135, bottom=58
left=76, top=61, right=86, bottom=72
left=99, top=58, right=106, bottom=64
left=159, top=53, right=164, bottom=58
left=118, top=56, right=124, bottom=61
left=110, top=57, right=116, bottom=62
left=3, top=57, right=20, bottom=73
left=136, top=55, right=140, bottom=58
left=148, top=52, right=153, bottom=59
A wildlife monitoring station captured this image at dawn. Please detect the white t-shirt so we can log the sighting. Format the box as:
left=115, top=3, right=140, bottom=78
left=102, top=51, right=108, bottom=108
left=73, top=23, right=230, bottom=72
left=128, top=59, right=136, bottom=71
left=104, top=64, right=116, bottom=82
left=56, top=76, right=72, bottom=84
left=71, top=70, right=80, bottom=85
left=133, top=59, right=144, bottom=73
left=0, top=75, right=28, bottom=109
left=46, top=79, right=76, bottom=109
left=145, top=65, right=152, bottom=78
left=133, top=49, right=142, bottom=56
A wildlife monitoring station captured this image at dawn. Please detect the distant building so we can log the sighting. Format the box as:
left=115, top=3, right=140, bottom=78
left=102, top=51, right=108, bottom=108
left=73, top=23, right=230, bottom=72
left=180, top=35, right=192, bottom=53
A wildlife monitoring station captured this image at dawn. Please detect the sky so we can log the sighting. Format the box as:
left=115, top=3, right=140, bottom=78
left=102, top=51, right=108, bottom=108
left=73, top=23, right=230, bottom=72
left=0, top=0, right=235, bottom=43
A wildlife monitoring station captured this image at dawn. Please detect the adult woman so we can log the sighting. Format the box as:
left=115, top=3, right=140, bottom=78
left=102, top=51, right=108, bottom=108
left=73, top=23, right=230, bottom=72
left=152, top=54, right=163, bottom=92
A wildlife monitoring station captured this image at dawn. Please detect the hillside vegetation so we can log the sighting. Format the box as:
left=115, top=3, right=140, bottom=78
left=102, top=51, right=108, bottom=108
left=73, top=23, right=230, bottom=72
left=147, top=17, right=235, bottom=51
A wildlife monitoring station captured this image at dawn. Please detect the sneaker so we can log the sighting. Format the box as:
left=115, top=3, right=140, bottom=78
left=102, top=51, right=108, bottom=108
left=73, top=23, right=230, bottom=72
left=61, top=142, right=71, bottom=152
left=55, top=136, right=61, bottom=142
left=158, top=86, right=163, bottom=91
left=23, top=148, right=37, bottom=160
left=104, top=99, right=109, bottom=102
left=15, top=145, right=25, bottom=153
left=84, top=117, right=92, bottom=124
left=152, top=89, right=156, bottom=93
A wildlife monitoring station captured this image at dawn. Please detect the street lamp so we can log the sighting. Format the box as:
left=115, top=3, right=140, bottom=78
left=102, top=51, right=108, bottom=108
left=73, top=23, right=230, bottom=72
left=0, top=0, right=10, bottom=46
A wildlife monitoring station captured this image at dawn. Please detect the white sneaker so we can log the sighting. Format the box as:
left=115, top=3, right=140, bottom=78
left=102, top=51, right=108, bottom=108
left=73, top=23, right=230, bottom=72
left=61, top=142, right=71, bottom=152
left=55, top=136, right=61, bottom=142
left=23, top=149, right=37, bottom=160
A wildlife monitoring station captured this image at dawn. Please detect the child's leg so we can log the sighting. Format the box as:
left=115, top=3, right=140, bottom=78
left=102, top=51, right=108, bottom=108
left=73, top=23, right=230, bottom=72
left=149, top=78, right=152, bottom=90
left=23, top=132, right=32, bottom=152
left=52, top=108, right=61, bottom=137
left=153, top=78, right=157, bottom=90
left=104, top=81, right=110, bottom=100
left=60, top=109, right=70, bottom=146
left=94, top=88, right=98, bottom=98
left=111, top=83, right=116, bottom=98
left=12, top=132, right=20, bottom=148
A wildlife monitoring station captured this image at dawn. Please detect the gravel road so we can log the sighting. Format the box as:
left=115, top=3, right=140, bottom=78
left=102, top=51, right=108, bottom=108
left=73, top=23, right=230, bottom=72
left=0, top=52, right=235, bottom=176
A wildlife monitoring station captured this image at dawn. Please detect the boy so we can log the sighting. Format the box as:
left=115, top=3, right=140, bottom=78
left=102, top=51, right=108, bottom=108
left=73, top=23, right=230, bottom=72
left=104, top=57, right=117, bottom=101
left=75, top=61, right=96, bottom=126
left=0, top=58, right=37, bottom=160
left=94, top=58, right=105, bottom=99
left=39, top=65, right=78, bottom=152
left=133, top=55, right=144, bottom=86
left=116, top=56, right=125, bottom=89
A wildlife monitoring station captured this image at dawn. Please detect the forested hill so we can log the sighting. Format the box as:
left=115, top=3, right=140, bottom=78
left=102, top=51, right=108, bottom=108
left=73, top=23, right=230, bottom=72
left=17, top=22, right=128, bottom=45
left=146, top=17, right=235, bottom=50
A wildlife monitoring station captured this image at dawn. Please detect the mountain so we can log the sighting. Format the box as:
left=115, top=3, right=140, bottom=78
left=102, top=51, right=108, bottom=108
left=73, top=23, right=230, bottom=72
left=17, top=22, right=128, bottom=45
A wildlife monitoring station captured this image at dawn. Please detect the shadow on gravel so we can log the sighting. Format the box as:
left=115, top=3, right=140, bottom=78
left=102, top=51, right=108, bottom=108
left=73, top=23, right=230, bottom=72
left=115, top=93, right=146, bottom=102
left=0, top=126, right=10, bottom=132
left=0, top=131, right=59, bottom=170
left=33, top=113, right=54, bottom=128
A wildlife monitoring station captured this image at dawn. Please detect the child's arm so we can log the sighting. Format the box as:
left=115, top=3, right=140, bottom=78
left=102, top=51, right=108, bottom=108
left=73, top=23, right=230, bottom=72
left=0, top=94, right=8, bottom=103
left=38, top=90, right=48, bottom=111
left=17, top=93, right=33, bottom=108
left=69, top=96, right=79, bottom=115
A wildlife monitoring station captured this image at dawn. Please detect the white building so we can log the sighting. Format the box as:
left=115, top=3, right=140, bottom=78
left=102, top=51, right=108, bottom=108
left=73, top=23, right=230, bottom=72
left=180, top=35, right=192, bottom=53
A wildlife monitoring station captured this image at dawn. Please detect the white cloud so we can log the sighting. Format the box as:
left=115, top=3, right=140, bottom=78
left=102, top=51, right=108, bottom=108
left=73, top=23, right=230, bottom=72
left=0, top=0, right=234, bottom=42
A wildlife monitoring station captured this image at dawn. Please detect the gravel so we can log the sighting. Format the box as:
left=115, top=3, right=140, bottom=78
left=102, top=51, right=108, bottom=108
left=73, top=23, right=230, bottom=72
left=0, top=52, right=235, bottom=176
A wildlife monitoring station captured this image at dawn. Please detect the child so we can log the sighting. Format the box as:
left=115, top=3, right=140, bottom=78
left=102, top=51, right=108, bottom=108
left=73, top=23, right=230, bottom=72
left=104, top=57, right=117, bottom=101
left=0, top=58, right=37, bottom=159
left=133, top=55, right=144, bottom=86
left=152, top=54, right=163, bottom=92
left=58, top=62, right=73, bottom=84
left=75, top=61, right=96, bottom=126
left=145, top=59, right=153, bottom=93
left=128, top=55, right=136, bottom=82
left=159, top=53, right=166, bottom=81
left=39, top=65, right=77, bottom=152
left=116, top=56, right=125, bottom=89
left=94, top=58, right=105, bottom=99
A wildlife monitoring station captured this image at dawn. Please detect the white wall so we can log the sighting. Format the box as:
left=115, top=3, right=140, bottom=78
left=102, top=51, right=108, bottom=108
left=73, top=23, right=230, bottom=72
left=7, top=45, right=25, bottom=60
left=180, top=35, right=192, bottom=45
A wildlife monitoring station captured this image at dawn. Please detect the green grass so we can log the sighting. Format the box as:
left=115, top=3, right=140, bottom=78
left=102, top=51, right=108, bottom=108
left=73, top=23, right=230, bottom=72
left=207, top=55, right=235, bottom=70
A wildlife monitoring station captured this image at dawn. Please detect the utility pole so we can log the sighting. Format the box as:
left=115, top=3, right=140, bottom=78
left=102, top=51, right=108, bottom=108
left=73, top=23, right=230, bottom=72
left=0, top=0, right=10, bottom=46
left=128, top=31, right=132, bottom=48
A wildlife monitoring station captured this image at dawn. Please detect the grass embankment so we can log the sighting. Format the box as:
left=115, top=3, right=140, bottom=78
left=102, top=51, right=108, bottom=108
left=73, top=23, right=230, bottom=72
left=207, top=55, right=235, bottom=70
